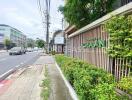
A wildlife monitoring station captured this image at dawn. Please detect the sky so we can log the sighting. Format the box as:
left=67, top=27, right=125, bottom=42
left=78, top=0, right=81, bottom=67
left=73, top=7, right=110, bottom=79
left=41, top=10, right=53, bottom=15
left=0, top=0, right=64, bottom=40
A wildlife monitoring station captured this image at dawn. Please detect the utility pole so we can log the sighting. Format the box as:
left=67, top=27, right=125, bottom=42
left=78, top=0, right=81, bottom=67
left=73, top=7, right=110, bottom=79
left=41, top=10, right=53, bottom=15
left=37, top=0, right=50, bottom=53
left=45, top=0, right=50, bottom=53
left=46, top=11, right=49, bottom=53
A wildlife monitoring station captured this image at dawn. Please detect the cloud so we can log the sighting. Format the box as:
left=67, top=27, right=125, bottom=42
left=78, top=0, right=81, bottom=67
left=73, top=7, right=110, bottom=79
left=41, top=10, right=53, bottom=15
left=0, top=0, right=64, bottom=40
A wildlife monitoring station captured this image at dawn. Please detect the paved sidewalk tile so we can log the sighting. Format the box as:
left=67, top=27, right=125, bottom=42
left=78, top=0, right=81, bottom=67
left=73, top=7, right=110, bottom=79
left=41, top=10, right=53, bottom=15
left=0, top=65, right=44, bottom=100
left=0, top=55, right=73, bottom=100
left=34, top=55, right=55, bottom=65
left=33, top=55, right=73, bottom=100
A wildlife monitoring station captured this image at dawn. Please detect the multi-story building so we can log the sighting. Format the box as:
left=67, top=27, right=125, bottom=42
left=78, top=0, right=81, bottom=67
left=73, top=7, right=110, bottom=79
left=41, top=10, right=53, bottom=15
left=0, top=24, right=26, bottom=49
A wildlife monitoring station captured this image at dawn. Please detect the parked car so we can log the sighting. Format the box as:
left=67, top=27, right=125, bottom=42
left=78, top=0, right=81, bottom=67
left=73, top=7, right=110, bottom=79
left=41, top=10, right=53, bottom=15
left=9, top=47, right=26, bottom=55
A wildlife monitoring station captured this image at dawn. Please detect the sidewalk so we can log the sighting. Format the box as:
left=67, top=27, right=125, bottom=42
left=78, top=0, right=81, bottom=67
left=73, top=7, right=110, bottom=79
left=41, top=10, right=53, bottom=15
left=0, top=54, right=73, bottom=100
left=0, top=64, right=43, bottom=100
left=32, top=55, right=72, bottom=100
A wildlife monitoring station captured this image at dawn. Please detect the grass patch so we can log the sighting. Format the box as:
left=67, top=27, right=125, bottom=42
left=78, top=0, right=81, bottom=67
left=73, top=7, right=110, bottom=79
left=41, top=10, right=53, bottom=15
left=41, top=65, right=50, bottom=100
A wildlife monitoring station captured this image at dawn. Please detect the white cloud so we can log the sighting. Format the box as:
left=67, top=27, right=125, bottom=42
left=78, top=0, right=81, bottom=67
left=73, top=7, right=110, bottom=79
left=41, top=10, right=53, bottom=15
left=0, top=0, right=64, bottom=40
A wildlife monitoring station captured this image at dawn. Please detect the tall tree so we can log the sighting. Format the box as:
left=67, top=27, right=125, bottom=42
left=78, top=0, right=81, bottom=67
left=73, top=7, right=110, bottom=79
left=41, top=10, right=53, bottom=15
left=59, top=0, right=115, bottom=28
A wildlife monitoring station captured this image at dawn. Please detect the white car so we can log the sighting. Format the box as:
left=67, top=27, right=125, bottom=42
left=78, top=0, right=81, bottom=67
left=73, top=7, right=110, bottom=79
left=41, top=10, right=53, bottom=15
left=9, top=47, right=26, bottom=55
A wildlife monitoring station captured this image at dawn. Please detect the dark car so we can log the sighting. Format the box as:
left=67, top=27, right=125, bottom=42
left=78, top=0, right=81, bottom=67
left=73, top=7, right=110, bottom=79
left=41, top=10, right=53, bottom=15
left=9, top=47, right=26, bottom=55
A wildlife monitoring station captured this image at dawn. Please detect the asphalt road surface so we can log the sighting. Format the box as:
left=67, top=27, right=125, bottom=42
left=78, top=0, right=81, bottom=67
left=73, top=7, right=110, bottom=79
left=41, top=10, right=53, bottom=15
left=0, top=51, right=40, bottom=76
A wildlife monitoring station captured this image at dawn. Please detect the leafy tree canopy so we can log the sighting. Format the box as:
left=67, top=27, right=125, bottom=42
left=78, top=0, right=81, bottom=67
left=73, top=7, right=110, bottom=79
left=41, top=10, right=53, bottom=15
left=36, top=39, right=45, bottom=48
left=59, top=0, right=115, bottom=28
left=4, top=38, right=11, bottom=50
left=4, top=38, right=11, bottom=46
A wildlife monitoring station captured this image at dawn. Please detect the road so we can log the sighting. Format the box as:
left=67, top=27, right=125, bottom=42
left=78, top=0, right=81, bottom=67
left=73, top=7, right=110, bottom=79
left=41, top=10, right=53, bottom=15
left=0, top=51, right=40, bottom=76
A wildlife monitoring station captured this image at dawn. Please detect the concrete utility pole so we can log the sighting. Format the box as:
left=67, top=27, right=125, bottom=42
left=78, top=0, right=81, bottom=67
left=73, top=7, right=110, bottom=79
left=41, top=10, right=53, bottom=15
left=37, top=0, right=50, bottom=53
left=46, top=11, right=49, bottom=53
left=45, top=0, right=50, bottom=53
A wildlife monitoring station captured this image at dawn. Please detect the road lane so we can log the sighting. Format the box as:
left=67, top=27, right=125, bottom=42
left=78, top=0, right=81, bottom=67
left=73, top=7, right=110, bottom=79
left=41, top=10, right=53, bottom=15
left=0, top=52, right=8, bottom=59
left=0, top=58, right=6, bottom=62
left=0, top=51, right=40, bottom=76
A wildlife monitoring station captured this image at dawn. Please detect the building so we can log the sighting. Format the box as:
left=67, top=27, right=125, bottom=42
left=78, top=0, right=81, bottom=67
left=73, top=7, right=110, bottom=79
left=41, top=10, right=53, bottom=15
left=50, top=30, right=65, bottom=53
left=0, top=24, right=26, bottom=49
left=0, top=33, right=4, bottom=49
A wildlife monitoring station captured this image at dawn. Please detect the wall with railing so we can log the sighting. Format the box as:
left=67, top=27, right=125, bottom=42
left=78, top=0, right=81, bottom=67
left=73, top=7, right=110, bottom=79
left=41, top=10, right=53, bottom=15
left=66, top=2, right=132, bottom=81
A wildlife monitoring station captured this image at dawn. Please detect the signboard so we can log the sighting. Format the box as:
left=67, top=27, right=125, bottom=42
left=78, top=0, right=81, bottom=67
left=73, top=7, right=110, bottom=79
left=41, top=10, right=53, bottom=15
left=54, top=37, right=64, bottom=44
left=0, top=33, right=4, bottom=43
left=81, top=38, right=106, bottom=48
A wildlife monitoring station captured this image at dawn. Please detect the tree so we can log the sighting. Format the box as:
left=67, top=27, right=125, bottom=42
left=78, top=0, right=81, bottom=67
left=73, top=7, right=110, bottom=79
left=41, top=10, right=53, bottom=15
left=27, top=38, right=35, bottom=48
left=36, top=39, right=45, bottom=48
left=59, top=0, right=115, bottom=28
left=4, top=38, right=11, bottom=50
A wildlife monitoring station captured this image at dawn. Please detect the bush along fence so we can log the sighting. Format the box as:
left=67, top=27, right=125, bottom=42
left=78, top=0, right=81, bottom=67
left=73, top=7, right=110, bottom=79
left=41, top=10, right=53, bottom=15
left=66, top=14, right=132, bottom=80
left=55, top=55, right=132, bottom=100
left=65, top=15, right=132, bottom=98
left=65, top=4, right=132, bottom=95
left=105, top=15, right=132, bottom=96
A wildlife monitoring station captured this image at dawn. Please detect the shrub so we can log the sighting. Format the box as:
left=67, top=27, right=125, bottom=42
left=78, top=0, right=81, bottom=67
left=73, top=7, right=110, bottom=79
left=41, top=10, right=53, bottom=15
left=105, top=15, right=132, bottom=58
left=51, top=50, right=56, bottom=55
left=117, top=77, right=132, bottom=95
left=55, top=55, right=118, bottom=100
left=90, top=83, right=118, bottom=100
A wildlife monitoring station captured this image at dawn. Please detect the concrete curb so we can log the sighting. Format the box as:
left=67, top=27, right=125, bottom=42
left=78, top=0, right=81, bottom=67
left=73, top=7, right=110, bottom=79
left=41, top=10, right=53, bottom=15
left=0, top=69, right=15, bottom=82
left=0, top=63, right=24, bottom=82
left=55, top=62, right=78, bottom=100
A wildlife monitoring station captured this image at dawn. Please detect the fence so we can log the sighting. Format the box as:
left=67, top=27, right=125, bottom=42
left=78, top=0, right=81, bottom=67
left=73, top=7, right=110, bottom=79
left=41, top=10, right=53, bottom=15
left=66, top=24, right=131, bottom=81
left=65, top=3, right=132, bottom=81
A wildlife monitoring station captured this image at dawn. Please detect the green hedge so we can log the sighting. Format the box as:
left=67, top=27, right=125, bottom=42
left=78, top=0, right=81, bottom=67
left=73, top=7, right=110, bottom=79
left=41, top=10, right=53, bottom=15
left=55, top=55, right=119, bottom=100
left=105, top=15, right=132, bottom=58
left=117, top=77, right=132, bottom=95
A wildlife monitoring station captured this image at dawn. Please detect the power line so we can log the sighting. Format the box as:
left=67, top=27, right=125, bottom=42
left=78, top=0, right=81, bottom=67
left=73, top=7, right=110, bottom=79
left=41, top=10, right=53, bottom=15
left=37, top=0, right=51, bottom=52
left=37, top=0, right=47, bottom=40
